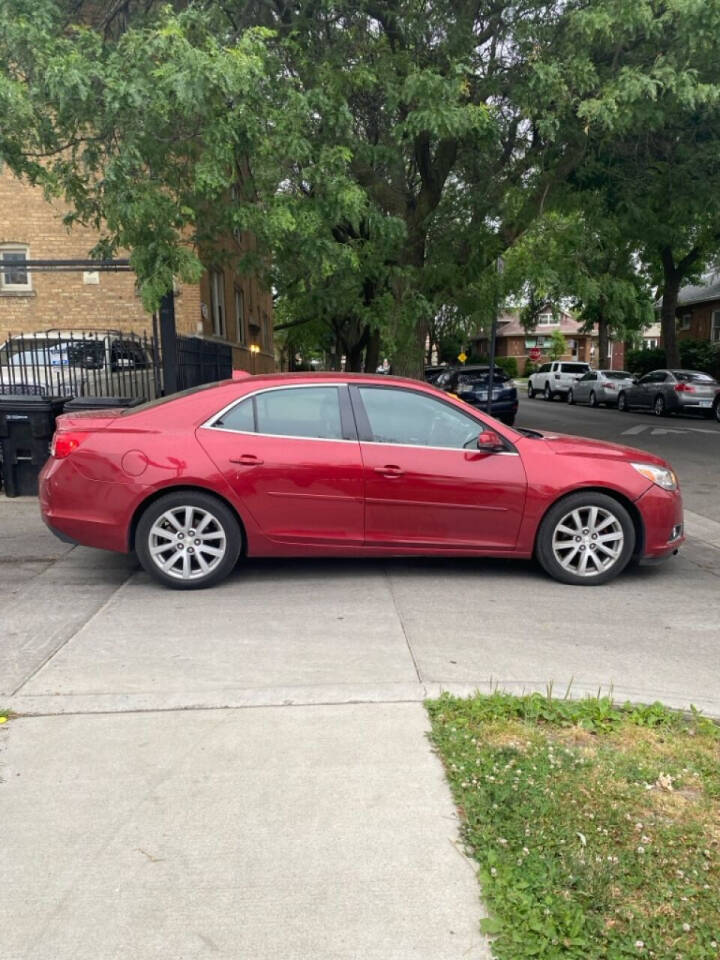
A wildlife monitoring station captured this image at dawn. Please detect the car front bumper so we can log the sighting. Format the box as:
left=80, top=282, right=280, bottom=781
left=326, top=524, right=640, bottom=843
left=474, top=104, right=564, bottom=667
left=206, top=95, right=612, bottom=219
left=635, top=483, right=685, bottom=561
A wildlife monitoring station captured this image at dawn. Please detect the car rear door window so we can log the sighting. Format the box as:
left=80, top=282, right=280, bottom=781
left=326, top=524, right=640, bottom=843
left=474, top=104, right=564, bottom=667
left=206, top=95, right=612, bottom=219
left=357, top=386, right=481, bottom=449
left=560, top=363, right=589, bottom=374
left=217, top=396, right=255, bottom=433
left=254, top=386, right=344, bottom=440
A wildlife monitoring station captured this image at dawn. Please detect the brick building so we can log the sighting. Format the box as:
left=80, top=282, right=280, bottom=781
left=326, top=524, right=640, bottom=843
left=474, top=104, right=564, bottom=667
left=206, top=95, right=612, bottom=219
left=0, top=170, right=274, bottom=373
left=674, top=274, right=720, bottom=345
left=472, top=306, right=626, bottom=374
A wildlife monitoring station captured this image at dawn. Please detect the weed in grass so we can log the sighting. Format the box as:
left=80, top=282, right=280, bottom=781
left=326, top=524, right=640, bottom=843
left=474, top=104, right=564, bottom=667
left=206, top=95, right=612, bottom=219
left=427, top=692, right=720, bottom=960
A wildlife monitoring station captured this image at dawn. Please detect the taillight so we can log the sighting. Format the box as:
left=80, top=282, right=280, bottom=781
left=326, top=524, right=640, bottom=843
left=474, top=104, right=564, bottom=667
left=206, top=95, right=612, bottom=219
left=51, top=432, right=88, bottom=458
left=674, top=382, right=694, bottom=393
left=604, top=382, right=616, bottom=389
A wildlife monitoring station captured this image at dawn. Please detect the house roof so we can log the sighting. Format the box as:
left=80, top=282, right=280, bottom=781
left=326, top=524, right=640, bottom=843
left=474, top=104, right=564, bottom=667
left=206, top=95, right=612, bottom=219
left=475, top=309, right=594, bottom=339
left=677, top=272, right=720, bottom=307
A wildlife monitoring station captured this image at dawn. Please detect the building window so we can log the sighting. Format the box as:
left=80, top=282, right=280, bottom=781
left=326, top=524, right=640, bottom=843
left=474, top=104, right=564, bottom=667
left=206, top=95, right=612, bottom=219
left=712, top=311, right=720, bottom=343
left=210, top=270, right=225, bottom=338
left=0, top=245, right=31, bottom=292
left=645, top=338, right=658, bottom=349
left=234, top=288, right=246, bottom=345
left=538, top=312, right=557, bottom=326
left=680, top=313, right=691, bottom=330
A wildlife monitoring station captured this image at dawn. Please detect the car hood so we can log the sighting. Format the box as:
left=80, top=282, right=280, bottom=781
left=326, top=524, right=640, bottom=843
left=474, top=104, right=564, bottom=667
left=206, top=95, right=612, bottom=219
left=535, top=432, right=668, bottom=466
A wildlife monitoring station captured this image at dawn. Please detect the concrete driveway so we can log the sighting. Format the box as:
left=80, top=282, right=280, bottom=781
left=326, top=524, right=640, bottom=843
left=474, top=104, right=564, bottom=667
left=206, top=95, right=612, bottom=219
left=1, top=410, right=719, bottom=960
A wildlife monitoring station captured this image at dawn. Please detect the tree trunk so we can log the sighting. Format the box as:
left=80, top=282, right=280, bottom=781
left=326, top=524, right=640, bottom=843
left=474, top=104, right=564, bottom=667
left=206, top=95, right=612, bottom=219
left=660, top=278, right=681, bottom=368
left=391, top=321, right=428, bottom=379
left=364, top=327, right=381, bottom=374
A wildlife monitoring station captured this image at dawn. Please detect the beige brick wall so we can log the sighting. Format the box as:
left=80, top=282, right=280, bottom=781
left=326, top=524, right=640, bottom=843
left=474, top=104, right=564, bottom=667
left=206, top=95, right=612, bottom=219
left=0, top=171, right=274, bottom=372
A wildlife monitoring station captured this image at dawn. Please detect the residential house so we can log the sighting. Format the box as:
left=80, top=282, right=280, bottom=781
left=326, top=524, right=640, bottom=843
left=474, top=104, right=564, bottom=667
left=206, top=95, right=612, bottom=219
left=472, top=306, right=626, bottom=374
left=674, top=273, right=720, bottom=345
left=0, top=170, right=274, bottom=373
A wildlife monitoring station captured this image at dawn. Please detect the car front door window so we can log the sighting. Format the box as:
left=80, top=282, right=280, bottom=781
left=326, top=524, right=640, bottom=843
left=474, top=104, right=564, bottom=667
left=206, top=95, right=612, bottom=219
left=357, top=386, right=482, bottom=449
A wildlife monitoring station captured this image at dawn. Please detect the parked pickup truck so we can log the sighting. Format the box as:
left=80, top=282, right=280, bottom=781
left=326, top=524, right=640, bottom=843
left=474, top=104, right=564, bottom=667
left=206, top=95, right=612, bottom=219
left=528, top=361, right=591, bottom=401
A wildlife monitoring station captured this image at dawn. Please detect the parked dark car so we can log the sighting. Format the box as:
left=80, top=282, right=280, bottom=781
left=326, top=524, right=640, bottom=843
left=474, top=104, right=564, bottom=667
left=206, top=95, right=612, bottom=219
left=617, top=369, right=720, bottom=417
left=423, top=364, right=448, bottom=383
left=434, top=365, right=518, bottom=425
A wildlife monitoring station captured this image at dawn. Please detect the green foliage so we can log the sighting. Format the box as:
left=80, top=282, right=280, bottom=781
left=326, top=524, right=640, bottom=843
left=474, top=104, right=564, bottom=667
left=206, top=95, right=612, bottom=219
left=437, top=331, right=466, bottom=364
left=494, top=357, right=518, bottom=378
left=547, top=329, right=567, bottom=361
left=3, top=0, right=720, bottom=374
left=679, top=340, right=720, bottom=379
left=626, top=348, right=667, bottom=376
left=428, top=691, right=720, bottom=960
left=524, top=359, right=538, bottom=378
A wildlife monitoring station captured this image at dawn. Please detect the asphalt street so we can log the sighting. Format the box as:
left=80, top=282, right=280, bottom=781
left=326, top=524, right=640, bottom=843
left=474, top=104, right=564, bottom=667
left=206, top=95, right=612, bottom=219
left=515, top=391, right=720, bottom=522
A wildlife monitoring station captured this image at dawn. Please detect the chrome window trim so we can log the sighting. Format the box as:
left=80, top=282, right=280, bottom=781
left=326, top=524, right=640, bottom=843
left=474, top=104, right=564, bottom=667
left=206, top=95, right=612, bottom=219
left=200, top=381, right=520, bottom=454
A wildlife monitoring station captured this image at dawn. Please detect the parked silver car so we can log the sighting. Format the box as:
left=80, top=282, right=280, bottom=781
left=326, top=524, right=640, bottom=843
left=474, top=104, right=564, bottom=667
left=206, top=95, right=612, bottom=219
left=617, top=369, right=720, bottom=417
left=568, top=369, right=634, bottom=407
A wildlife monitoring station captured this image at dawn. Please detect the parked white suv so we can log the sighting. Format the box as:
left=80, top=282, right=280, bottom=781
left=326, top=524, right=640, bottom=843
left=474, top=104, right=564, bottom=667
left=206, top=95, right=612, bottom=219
left=528, top=361, right=591, bottom=400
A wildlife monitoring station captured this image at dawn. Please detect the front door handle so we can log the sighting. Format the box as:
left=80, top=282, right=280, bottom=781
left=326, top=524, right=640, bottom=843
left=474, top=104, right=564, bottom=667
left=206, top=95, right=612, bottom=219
left=229, top=454, right=264, bottom=466
left=373, top=464, right=404, bottom=477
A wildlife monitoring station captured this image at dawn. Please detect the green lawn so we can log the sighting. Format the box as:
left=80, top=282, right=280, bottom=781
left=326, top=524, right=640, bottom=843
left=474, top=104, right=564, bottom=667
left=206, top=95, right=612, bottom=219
left=427, top=692, right=720, bottom=960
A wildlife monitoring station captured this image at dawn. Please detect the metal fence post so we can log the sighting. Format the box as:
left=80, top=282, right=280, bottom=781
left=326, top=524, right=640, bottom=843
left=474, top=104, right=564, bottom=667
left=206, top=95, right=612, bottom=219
left=159, top=291, right=178, bottom=395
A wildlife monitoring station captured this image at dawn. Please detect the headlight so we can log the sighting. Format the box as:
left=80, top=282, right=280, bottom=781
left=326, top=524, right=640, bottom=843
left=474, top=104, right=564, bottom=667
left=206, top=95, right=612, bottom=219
left=631, top=462, right=678, bottom=491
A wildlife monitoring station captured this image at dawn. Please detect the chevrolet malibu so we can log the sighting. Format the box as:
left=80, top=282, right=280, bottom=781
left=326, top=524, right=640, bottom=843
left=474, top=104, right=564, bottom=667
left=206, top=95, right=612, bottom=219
left=39, top=373, right=684, bottom=589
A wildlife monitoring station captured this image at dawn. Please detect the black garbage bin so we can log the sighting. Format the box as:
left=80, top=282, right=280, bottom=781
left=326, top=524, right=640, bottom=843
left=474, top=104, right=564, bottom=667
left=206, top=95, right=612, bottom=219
left=62, top=396, right=145, bottom=413
left=0, top=395, right=68, bottom=497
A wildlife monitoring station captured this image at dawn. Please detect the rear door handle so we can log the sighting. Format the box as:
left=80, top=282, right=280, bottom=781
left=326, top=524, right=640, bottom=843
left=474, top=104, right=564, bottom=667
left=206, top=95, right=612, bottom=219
left=373, top=464, right=404, bottom=477
left=229, top=454, right=264, bottom=466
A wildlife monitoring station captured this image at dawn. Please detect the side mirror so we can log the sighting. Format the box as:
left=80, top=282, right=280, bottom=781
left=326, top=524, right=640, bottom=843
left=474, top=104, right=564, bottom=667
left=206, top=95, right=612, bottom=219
left=631, top=377, right=639, bottom=385
left=477, top=429, right=504, bottom=452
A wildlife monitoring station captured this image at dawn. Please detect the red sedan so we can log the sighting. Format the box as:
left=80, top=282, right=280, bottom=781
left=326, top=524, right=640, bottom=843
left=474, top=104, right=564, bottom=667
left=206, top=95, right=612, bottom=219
left=39, top=373, right=684, bottom=589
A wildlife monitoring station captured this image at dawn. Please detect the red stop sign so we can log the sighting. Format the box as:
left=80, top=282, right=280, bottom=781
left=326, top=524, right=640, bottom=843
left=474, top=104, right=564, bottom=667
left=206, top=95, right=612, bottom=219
left=529, top=347, right=542, bottom=361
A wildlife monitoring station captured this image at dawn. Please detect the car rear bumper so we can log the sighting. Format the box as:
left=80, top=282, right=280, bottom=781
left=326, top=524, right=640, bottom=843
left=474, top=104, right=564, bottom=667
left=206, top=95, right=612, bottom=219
left=635, top=483, right=684, bottom=560
left=461, top=396, right=519, bottom=417
left=39, top=457, right=133, bottom=553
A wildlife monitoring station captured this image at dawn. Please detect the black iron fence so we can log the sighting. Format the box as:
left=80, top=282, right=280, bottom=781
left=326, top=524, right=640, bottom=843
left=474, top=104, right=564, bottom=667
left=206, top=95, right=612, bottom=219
left=0, top=329, right=235, bottom=401
left=176, top=336, right=233, bottom=391
left=0, top=329, right=160, bottom=400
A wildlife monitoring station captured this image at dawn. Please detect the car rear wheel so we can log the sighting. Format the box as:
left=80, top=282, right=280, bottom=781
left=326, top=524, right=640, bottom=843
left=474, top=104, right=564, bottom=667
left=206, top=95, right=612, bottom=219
left=589, top=390, right=598, bottom=408
left=544, top=383, right=553, bottom=400
left=567, top=389, right=575, bottom=405
left=654, top=394, right=666, bottom=417
left=617, top=392, right=629, bottom=412
left=536, top=492, right=635, bottom=586
left=714, top=398, right=720, bottom=423
left=136, top=491, right=242, bottom=589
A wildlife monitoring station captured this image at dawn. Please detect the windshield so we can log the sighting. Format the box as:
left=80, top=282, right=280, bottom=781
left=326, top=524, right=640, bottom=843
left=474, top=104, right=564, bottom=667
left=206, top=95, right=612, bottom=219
left=516, top=427, right=544, bottom=438
left=602, top=371, right=632, bottom=380
left=457, top=371, right=509, bottom=384
left=121, top=379, right=227, bottom=414
left=560, top=363, right=589, bottom=373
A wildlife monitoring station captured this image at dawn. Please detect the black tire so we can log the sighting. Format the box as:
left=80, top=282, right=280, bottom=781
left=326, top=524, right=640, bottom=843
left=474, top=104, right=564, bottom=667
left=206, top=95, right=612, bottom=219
left=653, top=394, right=667, bottom=417
left=714, top=399, right=720, bottom=424
left=136, top=490, right=242, bottom=590
left=567, top=389, right=575, bottom=405
left=527, top=383, right=535, bottom=399
left=544, top=382, right=553, bottom=401
left=589, top=390, right=598, bottom=408
left=535, top=491, right=636, bottom=586
left=617, top=391, right=629, bottom=412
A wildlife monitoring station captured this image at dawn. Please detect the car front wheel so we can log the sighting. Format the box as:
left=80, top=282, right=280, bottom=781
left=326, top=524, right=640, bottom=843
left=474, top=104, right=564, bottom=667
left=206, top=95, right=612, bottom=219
left=136, top=490, right=242, bottom=589
left=617, top=392, right=629, bottom=412
left=527, top=383, right=535, bottom=399
left=567, top=389, right=575, bottom=405
left=536, top=492, right=635, bottom=586
left=714, top=398, right=720, bottom=424
left=544, top=383, right=553, bottom=400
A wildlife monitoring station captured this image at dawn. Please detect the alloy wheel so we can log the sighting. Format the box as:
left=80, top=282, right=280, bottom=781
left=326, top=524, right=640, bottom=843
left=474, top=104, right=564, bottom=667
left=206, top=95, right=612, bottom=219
left=589, top=391, right=597, bottom=407
left=654, top=395, right=665, bottom=416
left=544, top=383, right=552, bottom=400
left=551, top=505, right=624, bottom=579
left=148, top=506, right=227, bottom=581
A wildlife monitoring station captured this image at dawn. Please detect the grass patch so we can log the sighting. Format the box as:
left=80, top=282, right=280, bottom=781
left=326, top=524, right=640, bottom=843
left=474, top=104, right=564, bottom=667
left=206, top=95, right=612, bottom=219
left=427, top=692, right=720, bottom=959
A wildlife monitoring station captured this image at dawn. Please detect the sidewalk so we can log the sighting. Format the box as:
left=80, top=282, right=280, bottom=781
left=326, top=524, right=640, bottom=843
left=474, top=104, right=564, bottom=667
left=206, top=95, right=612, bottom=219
left=1, top=496, right=719, bottom=959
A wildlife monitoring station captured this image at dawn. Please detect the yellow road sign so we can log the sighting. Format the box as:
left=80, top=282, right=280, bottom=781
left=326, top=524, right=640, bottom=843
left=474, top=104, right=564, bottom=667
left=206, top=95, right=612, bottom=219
left=457, top=352, right=467, bottom=364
